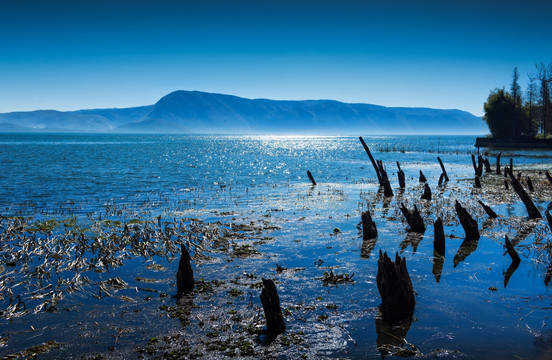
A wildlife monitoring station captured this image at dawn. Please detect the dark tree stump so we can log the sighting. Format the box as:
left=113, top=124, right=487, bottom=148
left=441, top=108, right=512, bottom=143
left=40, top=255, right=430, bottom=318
left=483, top=157, right=491, bottom=173
left=260, top=278, right=286, bottom=335
left=454, top=200, right=480, bottom=240
left=510, top=158, right=513, bottom=174
left=474, top=176, right=481, bottom=188
left=437, top=157, right=449, bottom=182
left=433, top=217, right=445, bottom=257
left=527, top=176, right=534, bottom=192
left=471, top=154, right=482, bottom=177
left=507, top=168, right=541, bottom=219
left=359, top=136, right=382, bottom=185
left=477, top=155, right=484, bottom=177
left=399, top=203, right=426, bottom=233
left=504, top=180, right=509, bottom=190
left=396, top=162, right=405, bottom=189
left=176, top=245, right=194, bottom=295
left=505, top=235, right=521, bottom=265
left=546, top=171, right=552, bottom=186
left=438, top=173, right=445, bottom=186
left=478, top=200, right=497, bottom=219
left=307, top=170, right=316, bottom=186
left=377, top=161, right=393, bottom=197
left=376, top=251, right=415, bottom=325
left=419, top=170, right=427, bottom=183
left=421, top=183, right=432, bottom=201
left=496, top=152, right=501, bottom=175
left=362, top=210, right=378, bottom=240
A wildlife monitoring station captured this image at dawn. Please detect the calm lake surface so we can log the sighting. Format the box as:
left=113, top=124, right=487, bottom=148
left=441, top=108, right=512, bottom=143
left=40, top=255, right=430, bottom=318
left=1, top=133, right=552, bottom=359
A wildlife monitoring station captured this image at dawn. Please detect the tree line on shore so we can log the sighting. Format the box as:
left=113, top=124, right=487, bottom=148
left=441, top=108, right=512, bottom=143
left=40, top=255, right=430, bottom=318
left=484, top=62, right=552, bottom=139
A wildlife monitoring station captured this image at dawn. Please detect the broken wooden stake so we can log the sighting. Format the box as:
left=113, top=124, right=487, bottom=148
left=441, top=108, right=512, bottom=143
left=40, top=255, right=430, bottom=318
left=504, top=180, right=509, bottom=190
left=478, top=200, right=498, bottom=219
left=527, top=176, right=534, bottom=192
left=471, top=154, right=482, bottom=177
left=496, top=152, right=501, bottom=175
left=510, top=158, right=513, bottom=174
left=361, top=210, right=378, bottom=240
left=433, top=217, right=445, bottom=257
left=359, top=136, right=382, bottom=185
left=260, top=278, right=286, bottom=335
left=419, top=170, right=427, bottom=183
left=399, top=203, right=426, bottom=233
left=483, top=157, right=491, bottom=173
left=438, top=173, right=445, bottom=186
left=507, top=168, right=542, bottom=219
left=454, top=200, right=479, bottom=240
left=306, top=170, right=316, bottom=186
left=505, top=235, right=521, bottom=265
left=176, top=245, right=194, bottom=295
left=437, top=157, right=449, bottom=182
left=377, top=161, right=393, bottom=197
left=546, top=171, right=552, bottom=186
left=474, top=176, right=481, bottom=188
left=421, top=183, right=432, bottom=201
left=376, top=251, right=415, bottom=325
left=396, top=162, right=405, bottom=189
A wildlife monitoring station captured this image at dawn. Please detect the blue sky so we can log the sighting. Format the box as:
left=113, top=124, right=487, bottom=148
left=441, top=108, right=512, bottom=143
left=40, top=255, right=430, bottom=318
left=0, top=0, right=550, bottom=116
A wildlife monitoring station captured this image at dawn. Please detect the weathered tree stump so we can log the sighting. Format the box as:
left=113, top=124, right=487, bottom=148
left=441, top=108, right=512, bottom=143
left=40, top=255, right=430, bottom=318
left=437, top=157, right=449, bottom=182
left=361, top=210, right=378, bottom=240
left=504, top=180, right=509, bottom=190
left=527, top=176, right=534, bottom=192
left=510, top=158, right=514, bottom=174
left=419, top=170, right=427, bottom=183
left=483, top=157, right=492, bottom=173
left=399, top=203, right=426, bottom=233
left=376, top=251, right=415, bottom=325
left=546, top=171, right=552, bottom=186
left=454, top=200, right=480, bottom=240
left=438, top=173, right=445, bottom=186
left=471, top=154, right=482, bottom=177
left=477, top=155, right=484, bottom=176
left=377, top=161, right=393, bottom=197
left=433, top=217, right=445, bottom=257
left=260, top=278, right=286, bottom=335
left=496, top=152, right=501, bottom=175
left=421, top=183, right=432, bottom=201
left=474, top=176, right=481, bottom=188
left=307, top=170, right=316, bottom=186
left=505, top=235, right=521, bottom=265
left=478, top=200, right=497, bottom=219
left=507, top=168, right=541, bottom=219
left=176, top=245, right=194, bottom=295
left=396, top=162, right=405, bottom=189
left=359, top=136, right=382, bottom=185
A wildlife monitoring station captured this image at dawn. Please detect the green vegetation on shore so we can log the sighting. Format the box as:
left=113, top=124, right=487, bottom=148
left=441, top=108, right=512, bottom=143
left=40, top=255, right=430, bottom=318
left=484, top=63, right=552, bottom=139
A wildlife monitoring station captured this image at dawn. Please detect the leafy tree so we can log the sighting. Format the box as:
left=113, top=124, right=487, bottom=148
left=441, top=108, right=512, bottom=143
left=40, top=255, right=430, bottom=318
left=484, top=88, right=518, bottom=138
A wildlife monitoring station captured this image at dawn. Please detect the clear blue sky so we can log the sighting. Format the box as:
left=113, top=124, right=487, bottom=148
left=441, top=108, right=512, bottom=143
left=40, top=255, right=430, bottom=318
left=0, top=0, right=550, bottom=116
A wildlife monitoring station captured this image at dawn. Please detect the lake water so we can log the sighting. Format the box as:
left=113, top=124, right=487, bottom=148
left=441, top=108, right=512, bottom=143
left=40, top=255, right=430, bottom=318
left=1, top=133, right=552, bottom=359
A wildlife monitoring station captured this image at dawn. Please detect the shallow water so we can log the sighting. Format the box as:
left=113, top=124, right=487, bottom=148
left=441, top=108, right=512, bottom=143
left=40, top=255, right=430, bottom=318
left=1, top=134, right=552, bottom=359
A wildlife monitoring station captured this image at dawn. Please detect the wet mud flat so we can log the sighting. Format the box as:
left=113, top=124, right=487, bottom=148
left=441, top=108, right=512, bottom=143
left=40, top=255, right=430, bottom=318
left=2, top=153, right=552, bottom=359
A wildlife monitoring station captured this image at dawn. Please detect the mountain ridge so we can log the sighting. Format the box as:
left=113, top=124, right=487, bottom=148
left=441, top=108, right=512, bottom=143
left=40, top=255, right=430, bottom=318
left=0, top=90, right=486, bottom=135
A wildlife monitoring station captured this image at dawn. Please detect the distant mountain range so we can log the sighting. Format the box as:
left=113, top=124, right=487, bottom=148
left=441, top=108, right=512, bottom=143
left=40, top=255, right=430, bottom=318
left=0, top=90, right=486, bottom=135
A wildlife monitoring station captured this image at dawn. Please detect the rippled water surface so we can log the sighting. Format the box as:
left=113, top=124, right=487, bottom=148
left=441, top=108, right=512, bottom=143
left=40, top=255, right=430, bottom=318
left=1, top=134, right=552, bottom=359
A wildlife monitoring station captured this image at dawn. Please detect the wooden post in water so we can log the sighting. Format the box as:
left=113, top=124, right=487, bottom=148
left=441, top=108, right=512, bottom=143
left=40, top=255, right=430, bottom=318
left=176, top=245, right=194, bottom=295
left=260, top=278, right=286, bottom=335
left=546, top=171, right=552, bottom=186
left=478, top=200, right=498, bottom=219
left=396, top=162, right=405, bottom=189
left=359, top=136, right=382, bottom=185
left=433, top=217, right=445, bottom=257
left=421, top=183, right=432, bottom=201
left=399, top=203, right=426, bottom=233
left=377, top=161, right=393, bottom=197
left=307, top=170, right=317, bottom=186
left=471, top=154, right=481, bottom=177
left=483, top=157, right=491, bottom=173
left=437, top=157, right=449, bottom=182
left=438, top=173, right=445, bottom=186
left=496, top=153, right=501, bottom=175
left=527, top=176, right=534, bottom=192
left=546, top=212, right=552, bottom=232
left=362, top=210, right=378, bottom=240
left=419, top=170, right=427, bottom=183
left=505, top=236, right=521, bottom=265
left=454, top=200, right=480, bottom=240
left=507, top=168, right=541, bottom=219
left=510, top=158, right=514, bottom=174
left=376, top=251, right=415, bottom=325
left=474, top=176, right=481, bottom=188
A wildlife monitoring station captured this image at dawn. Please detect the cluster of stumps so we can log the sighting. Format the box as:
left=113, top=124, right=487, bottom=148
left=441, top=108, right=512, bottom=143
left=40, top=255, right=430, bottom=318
left=175, top=136, right=552, bottom=342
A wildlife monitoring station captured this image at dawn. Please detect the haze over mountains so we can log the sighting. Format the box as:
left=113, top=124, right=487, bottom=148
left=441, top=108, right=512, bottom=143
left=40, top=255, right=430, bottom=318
left=0, top=90, right=486, bottom=135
